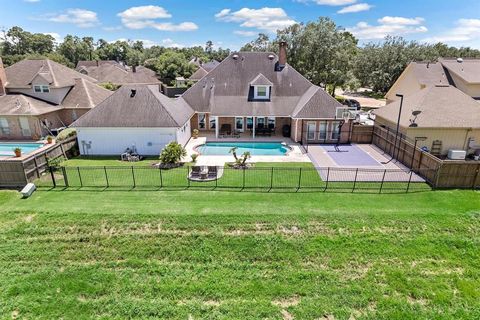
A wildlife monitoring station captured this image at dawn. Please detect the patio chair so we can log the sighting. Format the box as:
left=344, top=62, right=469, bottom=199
left=190, top=166, right=202, bottom=179
left=220, top=124, right=232, bottom=136
left=207, top=166, right=218, bottom=178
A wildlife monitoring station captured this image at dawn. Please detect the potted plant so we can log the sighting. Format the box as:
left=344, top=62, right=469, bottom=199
left=191, top=154, right=198, bottom=163
left=192, top=129, right=199, bottom=139
left=14, top=147, right=22, bottom=157
left=46, top=136, right=53, bottom=144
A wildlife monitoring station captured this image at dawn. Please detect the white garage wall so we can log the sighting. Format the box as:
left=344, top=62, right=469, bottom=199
left=176, top=121, right=191, bottom=146
left=77, top=127, right=178, bottom=155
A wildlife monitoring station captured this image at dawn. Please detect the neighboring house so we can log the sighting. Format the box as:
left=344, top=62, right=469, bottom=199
left=72, top=85, right=193, bottom=155
left=188, top=59, right=220, bottom=82
left=76, top=60, right=160, bottom=85
left=377, top=58, right=480, bottom=156
left=72, top=43, right=350, bottom=155
left=0, top=58, right=112, bottom=140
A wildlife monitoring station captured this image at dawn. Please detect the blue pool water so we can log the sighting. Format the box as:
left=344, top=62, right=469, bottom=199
left=0, top=143, right=44, bottom=157
left=197, top=142, right=290, bottom=156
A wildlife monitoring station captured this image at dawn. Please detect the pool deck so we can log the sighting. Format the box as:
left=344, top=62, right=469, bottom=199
left=0, top=139, right=56, bottom=161
left=184, top=136, right=310, bottom=166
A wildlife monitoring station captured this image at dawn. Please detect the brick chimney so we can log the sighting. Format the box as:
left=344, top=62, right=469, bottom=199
left=0, top=57, right=6, bottom=96
left=278, top=41, right=287, bottom=67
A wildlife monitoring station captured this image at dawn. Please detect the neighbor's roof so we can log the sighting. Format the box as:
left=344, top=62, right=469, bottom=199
left=374, top=85, right=480, bottom=128
left=189, top=66, right=208, bottom=81
left=72, top=85, right=194, bottom=128
left=5, top=59, right=97, bottom=88
left=440, top=58, right=480, bottom=84
left=76, top=60, right=119, bottom=69
left=182, top=52, right=342, bottom=118
left=0, top=94, right=58, bottom=115
left=62, top=78, right=113, bottom=109
left=411, top=62, right=449, bottom=86
left=77, top=64, right=159, bottom=85
left=201, top=60, right=221, bottom=72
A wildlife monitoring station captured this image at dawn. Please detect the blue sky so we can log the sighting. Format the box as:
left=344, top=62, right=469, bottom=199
left=1, top=0, right=479, bottom=49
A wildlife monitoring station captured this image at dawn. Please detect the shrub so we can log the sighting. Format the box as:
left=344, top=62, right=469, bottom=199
left=159, top=142, right=186, bottom=165
left=56, top=128, right=77, bottom=141
left=47, top=156, right=66, bottom=168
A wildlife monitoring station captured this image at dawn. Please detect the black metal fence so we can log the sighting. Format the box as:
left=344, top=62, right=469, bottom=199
left=37, top=165, right=434, bottom=193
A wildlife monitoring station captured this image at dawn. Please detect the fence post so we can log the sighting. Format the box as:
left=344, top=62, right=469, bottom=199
left=215, top=167, right=218, bottom=189
left=297, top=168, right=302, bottom=191
left=159, top=168, right=163, bottom=188
left=433, top=164, right=442, bottom=190
left=242, top=168, right=246, bottom=189
left=270, top=167, right=274, bottom=191
left=33, top=157, right=40, bottom=179
left=104, top=166, right=109, bottom=188
left=472, top=164, right=480, bottom=190
left=49, top=166, right=56, bottom=188
left=379, top=169, right=386, bottom=193
left=77, top=167, right=83, bottom=187
left=324, top=167, right=330, bottom=191
left=62, top=166, right=69, bottom=187
left=131, top=166, right=136, bottom=188
left=406, top=170, right=413, bottom=193
left=352, top=168, right=359, bottom=192
left=187, top=166, right=191, bottom=188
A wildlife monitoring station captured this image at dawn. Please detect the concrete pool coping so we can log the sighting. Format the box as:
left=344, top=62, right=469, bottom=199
left=184, top=137, right=311, bottom=166
left=0, top=139, right=56, bottom=161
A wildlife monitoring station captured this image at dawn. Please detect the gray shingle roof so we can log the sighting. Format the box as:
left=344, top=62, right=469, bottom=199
left=182, top=52, right=342, bottom=118
left=410, top=62, right=449, bottom=86
left=78, top=64, right=160, bottom=85
left=0, top=94, right=58, bottom=115
left=5, top=59, right=98, bottom=88
left=250, top=73, right=273, bottom=86
left=189, top=67, right=208, bottom=81
left=374, top=85, right=480, bottom=128
left=72, top=85, right=194, bottom=128
left=62, top=78, right=113, bottom=109
left=440, top=58, right=480, bottom=84
left=201, top=60, right=220, bottom=72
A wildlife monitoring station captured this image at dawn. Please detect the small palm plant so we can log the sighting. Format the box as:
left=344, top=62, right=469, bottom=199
left=229, top=147, right=251, bottom=168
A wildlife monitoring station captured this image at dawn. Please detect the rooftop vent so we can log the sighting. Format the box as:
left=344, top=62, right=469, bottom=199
left=232, top=54, right=239, bottom=60
left=457, top=57, right=464, bottom=63
left=130, top=89, right=137, bottom=98
left=268, top=54, right=275, bottom=60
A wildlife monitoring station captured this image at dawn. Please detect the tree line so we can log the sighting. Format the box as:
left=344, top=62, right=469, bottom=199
left=1, top=21, right=480, bottom=94
left=0, top=27, right=230, bottom=85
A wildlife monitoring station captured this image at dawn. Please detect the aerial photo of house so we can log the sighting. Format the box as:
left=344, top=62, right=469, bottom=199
left=0, top=1, right=479, bottom=319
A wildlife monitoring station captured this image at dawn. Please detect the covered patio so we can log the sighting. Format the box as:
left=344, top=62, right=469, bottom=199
left=194, top=115, right=292, bottom=140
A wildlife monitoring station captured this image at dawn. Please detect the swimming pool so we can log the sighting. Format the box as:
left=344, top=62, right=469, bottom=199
left=196, top=142, right=290, bottom=156
left=0, top=143, right=44, bottom=157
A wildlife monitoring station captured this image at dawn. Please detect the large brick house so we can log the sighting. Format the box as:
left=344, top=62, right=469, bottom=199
left=0, top=58, right=112, bottom=140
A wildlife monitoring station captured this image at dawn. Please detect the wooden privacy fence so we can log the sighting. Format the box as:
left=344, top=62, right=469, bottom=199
left=372, top=125, right=480, bottom=189
left=0, top=136, right=77, bottom=188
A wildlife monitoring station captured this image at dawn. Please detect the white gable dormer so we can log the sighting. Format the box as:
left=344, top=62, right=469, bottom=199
left=250, top=73, right=272, bottom=100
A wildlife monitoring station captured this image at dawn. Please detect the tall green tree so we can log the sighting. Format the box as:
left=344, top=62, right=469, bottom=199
left=1, top=27, right=55, bottom=56
left=148, top=50, right=196, bottom=85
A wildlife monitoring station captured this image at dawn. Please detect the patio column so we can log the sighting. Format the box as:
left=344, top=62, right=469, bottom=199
left=252, top=116, right=256, bottom=139
left=215, top=116, right=219, bottom=138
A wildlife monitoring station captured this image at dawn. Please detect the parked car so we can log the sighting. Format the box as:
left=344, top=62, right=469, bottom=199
left=342, top=99, right=361, bottom=110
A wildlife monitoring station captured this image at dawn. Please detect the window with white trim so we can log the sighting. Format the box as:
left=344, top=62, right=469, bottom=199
left=33, top=85, right=50, bottom=93
left=318, top=121, right=327, bottom=141
left=307, top=122, right=316, bottom=141
left=267, top=117, right=275, bottom=129
left=209, top=117, right=216, bottom=129
left=253, top=85, right=270, bottom=99
left=198, top=113, right=206, bottom=130
left=19, top=117, right=31, bottom=136
left=331, top=121, right=341, bottom=140
left=0, top=118, right=10, bottom=135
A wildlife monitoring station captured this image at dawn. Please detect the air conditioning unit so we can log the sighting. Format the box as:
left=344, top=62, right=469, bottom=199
left=447, top=149, right=466, bottom=160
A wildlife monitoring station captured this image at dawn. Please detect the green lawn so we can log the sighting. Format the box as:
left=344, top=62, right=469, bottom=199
left=38, top=157, right=429, bottom=193
left=0, top=189, right=479, bottom=319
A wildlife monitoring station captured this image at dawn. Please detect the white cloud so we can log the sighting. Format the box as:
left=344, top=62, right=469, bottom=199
left=423, top=19, right=480, bottom=43
left=338, top=3, right=372, bottom=14
left=314, top=0, right=357, bottom=5
left=347, top=16, right=428, bottom=39
left=215, top=7, right=296, bottom=33
left=46, top=9, right=99, bottom=28
left=103, top=26, right=122, bottom=32
left=234, top=30, right=257, bottom=37
left=117, top=5, right=198, bottom=32
left=42, top=32, right=61, bottom=43
left=162, top=38, right=184, bottom=48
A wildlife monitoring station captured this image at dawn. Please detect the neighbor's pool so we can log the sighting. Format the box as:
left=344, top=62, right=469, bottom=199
left=0, top=143, right=44, bottom=157
left=196, top=142, right=290, bottom=156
